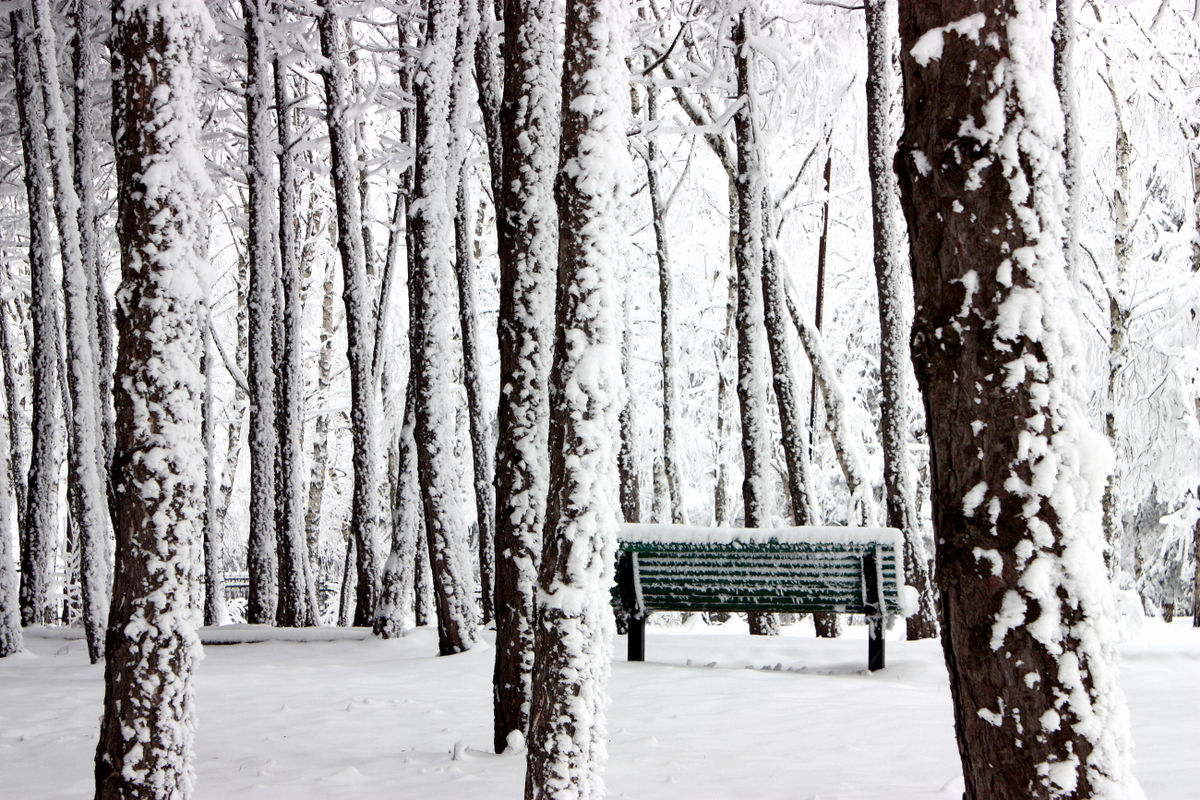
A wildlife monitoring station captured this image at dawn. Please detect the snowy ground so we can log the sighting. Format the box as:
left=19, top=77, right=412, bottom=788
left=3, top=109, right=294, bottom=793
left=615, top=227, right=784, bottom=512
left=1, top=615, right=1196, bottom=799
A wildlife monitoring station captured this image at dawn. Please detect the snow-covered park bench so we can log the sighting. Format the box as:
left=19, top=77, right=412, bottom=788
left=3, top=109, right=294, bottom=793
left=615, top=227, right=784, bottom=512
left=613, top=524, right=908, bottom=672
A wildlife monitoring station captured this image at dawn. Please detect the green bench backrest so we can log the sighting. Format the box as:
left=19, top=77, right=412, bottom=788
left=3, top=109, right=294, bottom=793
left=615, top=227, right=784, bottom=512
left=616, top=539, right=903, bottom=616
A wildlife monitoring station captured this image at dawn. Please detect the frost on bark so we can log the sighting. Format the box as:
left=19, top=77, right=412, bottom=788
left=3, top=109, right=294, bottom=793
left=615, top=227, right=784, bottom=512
left=492, top=0, right=560, bottom=754
left=897, top=4, right=1142, bottom=798
left=95, top=2, right=209, bottom=795
left=11, top=9, right=60, bottom=628
left=618, top=285, right=642, bottom=524
left=374, top=384, right=422, bottom=638
left=524, top=1, right=626, bottom=796
left=0, top=294, right=29, bottom=540
left=1052, top=0, right=1080, bottom=279
left=319, top=0, right=382, bottom=625
left=863, top=0, right=937, bottom=640
left=714, top=190, right=738, bottom=528
left=0, top=361, right=21, bottom=656
left=455, top=179, right=496, bottom=625
left=243, top=0, right=279, bottom=625
left=274, top=46, right=314, bottom=627
left=732, top=8, right=777, bottom=637
left=305, top=253, right=337, bottom=568
left=409, top=0, right=478, bottom=656
left=201, top=324, right=228, bottom=627
left=32, top=0, right=111, bottom=663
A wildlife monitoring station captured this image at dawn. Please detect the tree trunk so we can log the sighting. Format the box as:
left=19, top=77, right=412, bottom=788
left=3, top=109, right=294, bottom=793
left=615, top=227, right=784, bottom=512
left=455, top=179, right=496, bottom=625
left=491, top=0, right=560, bottom=754
left=618, top=285, right=642, bottom=524
left=714, top=185, right=738, bottom=527
left=319, top=0, right=383, bottom=625
left=524, top=2, right=626, bottom=795
left=304, top=252, right=337, bottom=570
left=896, top=4, right=1140, bottom=797
left=863, top=0, right=937, bottom=640
left=409, top=0, right=478, bottom=656
left=12, top=8, right=61, bottom=630
left=202, top=323, right=228, bottom=627
left=95, top=3, right=208, bottom=793
left=732, top=8, right=777, bottom=638
left=0, top=343, right=21, bottom=656
left=1053, top=0, right=1080, bottom=280
left=0, top=296, right=27, bottom=541
left=374, top=382, right=423, bottom=638
left=243, top=0, right=279, bottom=625
left=274, top=41, right=314, bottom=627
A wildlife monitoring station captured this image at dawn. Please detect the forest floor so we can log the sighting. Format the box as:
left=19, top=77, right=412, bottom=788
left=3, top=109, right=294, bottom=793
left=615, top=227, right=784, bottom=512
left=1, top=612, right=1196, bottom=799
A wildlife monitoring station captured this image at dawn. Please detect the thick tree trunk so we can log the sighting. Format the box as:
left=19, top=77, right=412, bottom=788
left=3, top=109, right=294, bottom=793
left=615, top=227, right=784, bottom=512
left=863, top=0, right=937, bottom=641
left=732, top=9, right=777, bottom=638
left=243, top=0, right=279, bottom=625
left=897, top=4, right=1140, bottom=797
left=319, top=1, right=383, bottom=625
left=409, top=0, right=478, bottom=656
left=491, top=0, right=560, bottom=753
left=95, top=3, right=208, bottom=794
left=274, top=46, right=314, bottom=627
left=524, top=2, right=626, bottom=795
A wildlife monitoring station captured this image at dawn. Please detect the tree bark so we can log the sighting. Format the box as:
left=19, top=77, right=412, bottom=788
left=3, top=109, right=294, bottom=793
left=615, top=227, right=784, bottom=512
left=524, top=2, right=626, bottom=795
left=95, top=3, right=208, bottom=793
left=491, top=0, right=560, bottom=753
left=896, top=3, right=1140, bottom=797
left=374, top=382, right=423, bottom=638
left=304, top=252, right=337, bottom=572
left=0, top=341, right=21, bottom=656
left=319, top=0, right=383, bottom=625
left=274, top=40, right=314, bottom=627
left=618, top=284, right=642, bottom=524
left=12, top=8, right=61, bottom=630
left=863, top=0, right=937, bottom=640
left=202, top=323, right=228, bottom=626
left=243, top=0, right=279, bottom=625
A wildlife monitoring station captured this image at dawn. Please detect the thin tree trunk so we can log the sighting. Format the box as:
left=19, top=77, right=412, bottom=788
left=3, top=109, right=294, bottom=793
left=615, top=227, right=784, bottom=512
left=305, top=252, right=337, bottom=569
left=1054, top=0, right=1081, bottom=280
left=33, top=0, right=112, bottom=653
left=409, top=0, right=478, bottom=656
left=863, top=0, right=937, bottom=640
left=319, top=1, right=383, bottom=625
left=243, top=0, right=279, bottom=625
left=202, top=323, right=228, bottom=627
left=455, top=180, right=496, bottom=625
left=0, top=329, right=21, bottom=656
left=414, top=524, right=433, bottom=627
left=374, top=381, right=423, bottom=638
left=274, top=38, right=313, bottom=627
left=732, top=8, right=777, bottom=637
left=491, top=0, right=560, bottom=754
left=897, top=4, right=1140, bottom=796
left=337, top=528, right=355, bottom=627
left=95, top=3, right=208, bottom=793
left=618, top=284, right=642, bottom=524
left=714, top=184, right=738, bottom=527
left=524, top=2, right=626, bottom=794
left=0, top=292, right=28, bottom=542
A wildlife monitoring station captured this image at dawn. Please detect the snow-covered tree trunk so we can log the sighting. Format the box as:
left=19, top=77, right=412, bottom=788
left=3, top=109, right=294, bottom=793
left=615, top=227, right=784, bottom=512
left=863, top=0, right=937, bottom=641
left=305, top=253, right=337, bottom=567
left=274, top=45, right=314, bottom=627
left=524, top=1, right=626, bottom=795
left=1101, top=56, right=1130, bottom=579
left=409, top=0, right=478, bottom=656
left=10, top=10, right=59, bottom=628
left=454, top=177, right=496, bottom=625
left=243, top=0, right=279, bottom=626
left=374, top=384, right=422, bottom=638
left=201, top=323, right=228, bottom=627
left=0, top=362, right=20, bottom=656
left=95, top=2, right=209, bottom=794
left=714, top=186, right=738, bottom=528
left=1052, top=0, right=1080, bottom=279
left=897, top=4, right=1141, bottom=797
left=732, top=8, right=778, bottom=637
left=492, top=0, right=560, bottom=754
left=761, top=203, right=818, bottom=529
left=618, top=284, right=642, bottom=524
left=644, top=82, right=686, bottom=525
left=319, top=0, right=382, bottom=626
left=0, top=298, right=27, bottom=540
left=32, top=0, right=111, bottom=661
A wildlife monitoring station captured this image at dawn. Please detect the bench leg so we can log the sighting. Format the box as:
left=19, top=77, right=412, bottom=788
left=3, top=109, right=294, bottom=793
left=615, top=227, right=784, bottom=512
left=868, top=615, right=884, bottom=672
left=628, top=614, right=645, bottom=662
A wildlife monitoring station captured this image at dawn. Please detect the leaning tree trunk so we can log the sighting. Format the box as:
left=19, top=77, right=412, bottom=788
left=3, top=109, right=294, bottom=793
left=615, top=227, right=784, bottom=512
left=731, top=8, right=778, bottom=637
left=896, top=3, right=1141, bottom=798
left=524, top=2, right=626, bottom=796
left=319, top=0, right=382, bottom=625
left=95, top=2, right=209, bottom=794
left=863, top=0, right=937, bottom=640
left=10, top=10, right=59, bottom=628
left=274, top=42, right=314, bottom=627
left=491, top=0, right=560, bottom=754
left=408, top=0, right=478, bottom=656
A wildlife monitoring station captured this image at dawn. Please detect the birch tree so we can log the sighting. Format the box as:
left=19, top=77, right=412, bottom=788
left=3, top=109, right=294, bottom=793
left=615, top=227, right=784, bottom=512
left=897, top=3, right=1142, bottom=796
left=95, top=1, right=209, bottom=793
left=525, top=1, right=626, bottom=795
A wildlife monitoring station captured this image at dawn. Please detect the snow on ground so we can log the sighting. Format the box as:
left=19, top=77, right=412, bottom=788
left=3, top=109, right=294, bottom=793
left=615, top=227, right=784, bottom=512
left=1, top=615, right=1195, bottom=798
